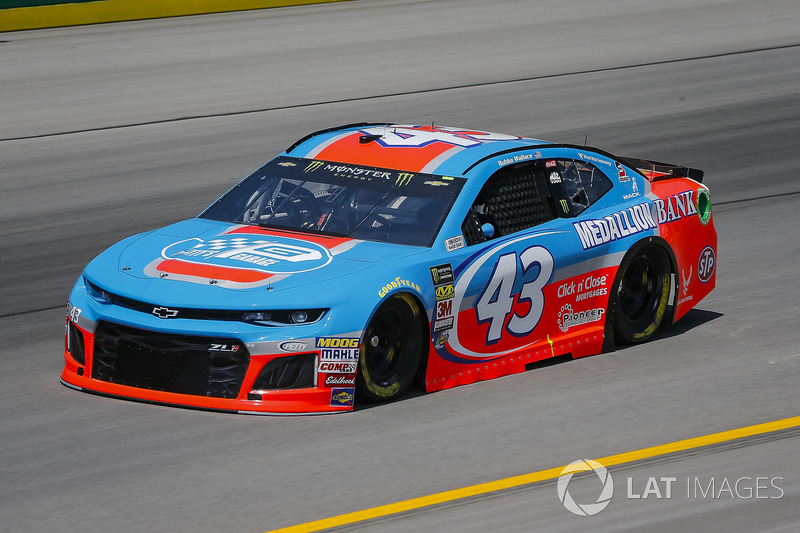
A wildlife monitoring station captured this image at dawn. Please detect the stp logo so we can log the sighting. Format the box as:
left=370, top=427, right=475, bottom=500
left=698, top=247, right=716, bottom=283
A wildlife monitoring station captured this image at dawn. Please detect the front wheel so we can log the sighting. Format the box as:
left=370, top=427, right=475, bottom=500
left=613, top=245, right=671, bottom=344
left=357, top=294, right=424, bottom=403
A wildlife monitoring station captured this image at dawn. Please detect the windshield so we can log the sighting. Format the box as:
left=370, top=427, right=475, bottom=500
left=200, top=156, right=466, bottom=247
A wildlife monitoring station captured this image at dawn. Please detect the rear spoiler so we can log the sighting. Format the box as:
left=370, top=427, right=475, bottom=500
left=618, top=156, right=704, bottom=183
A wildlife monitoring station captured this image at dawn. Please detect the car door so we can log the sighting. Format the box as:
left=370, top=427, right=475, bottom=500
left=442, top=155, right=615, bottom=364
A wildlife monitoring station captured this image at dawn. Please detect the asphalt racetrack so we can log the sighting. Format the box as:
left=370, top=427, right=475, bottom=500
left=1, top=1, right=799, bottom=531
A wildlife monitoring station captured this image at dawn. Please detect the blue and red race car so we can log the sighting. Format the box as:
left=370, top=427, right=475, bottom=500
left=62, top=123, right=716, bottom=414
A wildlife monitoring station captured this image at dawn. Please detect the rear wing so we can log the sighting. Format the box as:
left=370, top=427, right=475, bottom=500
left=618, top=156, right=704, bottom=183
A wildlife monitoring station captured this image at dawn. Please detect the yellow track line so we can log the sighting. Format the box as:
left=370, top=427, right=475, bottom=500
left=0, top=0, right=348, bottom=32
left=266, top=415, right=800, bottom=533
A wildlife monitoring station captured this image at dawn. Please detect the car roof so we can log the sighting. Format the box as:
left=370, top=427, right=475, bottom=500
left=284, top=123, right=558, bottom=177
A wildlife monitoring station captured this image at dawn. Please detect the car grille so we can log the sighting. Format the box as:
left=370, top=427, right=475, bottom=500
left=91, top=321, right=250, bottom=399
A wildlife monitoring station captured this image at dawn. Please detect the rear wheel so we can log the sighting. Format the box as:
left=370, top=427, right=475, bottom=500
left=613, top=245, right=671, bottom=344
left=357, top=294, right=424, bottom=402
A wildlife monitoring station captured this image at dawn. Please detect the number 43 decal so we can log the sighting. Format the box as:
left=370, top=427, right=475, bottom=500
left=476, top=246, right=554, bottom=344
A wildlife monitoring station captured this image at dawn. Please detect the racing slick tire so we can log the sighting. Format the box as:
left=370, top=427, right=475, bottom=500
left=612, top=243, right=671, bottom=344
left=357, top=293, right=424, bottom=403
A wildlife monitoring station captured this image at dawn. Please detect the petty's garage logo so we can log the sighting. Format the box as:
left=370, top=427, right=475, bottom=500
left=161, top=234, right=333, bottom=274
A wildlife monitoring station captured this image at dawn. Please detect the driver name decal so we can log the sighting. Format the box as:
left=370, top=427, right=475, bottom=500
left=161, top=234, right=332, bottom=274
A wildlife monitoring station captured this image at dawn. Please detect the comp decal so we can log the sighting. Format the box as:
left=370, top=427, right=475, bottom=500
left=319, top=361, right=358, bottom=373
left=161, top=234, right=332, bottom=275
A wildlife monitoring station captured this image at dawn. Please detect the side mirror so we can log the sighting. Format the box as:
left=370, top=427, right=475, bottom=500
left=481, top=222, right=495, bottom=238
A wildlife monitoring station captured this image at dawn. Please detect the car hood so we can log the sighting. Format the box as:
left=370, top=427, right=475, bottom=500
left=83, top=218, right=425, bottom=308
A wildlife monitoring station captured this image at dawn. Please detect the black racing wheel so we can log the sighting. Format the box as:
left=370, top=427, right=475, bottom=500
left=613, top=245, right=671, bottom=344
left=357, top=293, right=424, bottom=402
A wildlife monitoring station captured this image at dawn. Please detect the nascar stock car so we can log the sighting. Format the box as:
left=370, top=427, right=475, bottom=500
left=62, top=123, right=717, bottom=414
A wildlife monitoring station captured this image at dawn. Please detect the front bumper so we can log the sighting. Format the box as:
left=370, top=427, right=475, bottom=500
left=62, top=285, right=358, bottom=415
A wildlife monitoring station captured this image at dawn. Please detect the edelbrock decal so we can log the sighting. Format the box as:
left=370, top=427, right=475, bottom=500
left=161, top=234, right=332, bottom=274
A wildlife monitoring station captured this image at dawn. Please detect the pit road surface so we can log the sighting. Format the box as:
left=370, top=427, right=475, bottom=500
left=1, top=1, right=799, bottom=531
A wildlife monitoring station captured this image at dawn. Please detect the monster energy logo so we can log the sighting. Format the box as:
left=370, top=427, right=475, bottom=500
left=429, top=263, right=454, bottom=286
left=560, top=199, right=569, bottom=213
left=304, top=161, right=324, bottom=173
left=396, top=173, right=414, bottom=186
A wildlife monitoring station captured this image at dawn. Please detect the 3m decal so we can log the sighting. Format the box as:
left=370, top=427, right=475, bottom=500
left=436, top=299, right=453, bottom=320
left=162, top=234, right=332, bottom=274
left=475, top=246, right=554, bottom=344
left=698, top=247, right=715, bottom=283
left=435, top=284, right=455, bottom=302
left=653, top=191, right=698, bottom=224
left=319, top=361, right=358, bottom=373
left=317, top=337, right=360, bottom=362
left=324, top=375, right=356, bottom=387
left=573, top=204, right=658, bottom=250
left=445, top=235, right=465, bottom=252
left=430, top=264, right=454, bottom=286
left=330, top=387, right=355, bottom=407
left=557, top=304, right=605, bottom=332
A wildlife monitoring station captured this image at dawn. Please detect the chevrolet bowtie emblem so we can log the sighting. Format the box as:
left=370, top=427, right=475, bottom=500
left=152, top=306, right=179, bottom=319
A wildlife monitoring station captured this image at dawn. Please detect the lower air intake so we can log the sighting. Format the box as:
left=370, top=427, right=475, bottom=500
left=91, top=321, right=249, bottom=399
